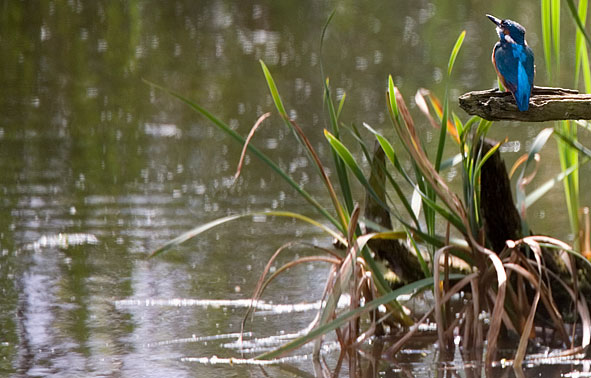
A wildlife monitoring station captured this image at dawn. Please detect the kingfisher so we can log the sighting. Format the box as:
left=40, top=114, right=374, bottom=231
left=487, top=14, right=535, bottom=111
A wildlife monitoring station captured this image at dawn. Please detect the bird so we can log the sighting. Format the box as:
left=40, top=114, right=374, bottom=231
left=487, top=14, right=535, bottom=111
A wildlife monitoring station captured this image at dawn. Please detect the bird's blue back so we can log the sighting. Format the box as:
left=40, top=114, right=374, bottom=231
left=494, top=41, right=534, bottom=111
left=490, top=18, right=535, bottom=111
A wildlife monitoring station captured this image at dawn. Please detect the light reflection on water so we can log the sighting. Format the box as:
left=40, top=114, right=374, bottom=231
left=115, top=297, right=324, bottom=313
left=1, top=0, right=590, bottom=376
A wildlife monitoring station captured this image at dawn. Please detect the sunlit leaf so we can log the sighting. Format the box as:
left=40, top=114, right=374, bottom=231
left=574, top=0, right=589, bottom=89
left=566, top=0, right=591, bottom=47
left=260, top=60, right=288, bottom=119
left=447, top=30, right=466, bottom=77
left=515, top=128, right=554, bottom=231
left=551, top=0, right=561, bottom=71
left=541, top=0, right=553, bottom=79
left=525, top=158, right=585, bottom=208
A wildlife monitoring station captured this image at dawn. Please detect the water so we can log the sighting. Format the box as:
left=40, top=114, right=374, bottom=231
left=1, top=0, right=590, bottom=376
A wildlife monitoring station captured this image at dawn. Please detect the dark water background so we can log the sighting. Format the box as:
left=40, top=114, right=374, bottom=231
left=1, top=1, right=590, bottom=376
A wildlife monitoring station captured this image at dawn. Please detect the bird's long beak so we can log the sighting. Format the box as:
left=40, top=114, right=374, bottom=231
left=486, top=14, right=502, bottom=27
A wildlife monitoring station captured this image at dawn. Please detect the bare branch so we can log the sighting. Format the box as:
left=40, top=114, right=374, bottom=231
left=459, top=86, right=591, bottom=122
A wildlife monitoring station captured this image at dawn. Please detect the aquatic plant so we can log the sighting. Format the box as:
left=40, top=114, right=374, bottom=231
left=543, top=0, right=591, bottom=253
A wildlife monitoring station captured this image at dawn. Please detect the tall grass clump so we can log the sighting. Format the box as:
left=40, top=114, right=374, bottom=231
left=543, top=0, right=591, bottom=252
left=148, top=8, right=591, bottom=372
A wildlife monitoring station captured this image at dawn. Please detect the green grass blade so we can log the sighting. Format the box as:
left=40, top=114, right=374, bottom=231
left=575, top=0, right=588, bottom=87
left=434, top=95, right=448, bottom=173
left=582, top=44, right=591, bottom=92
left=150, top=211, right=347, bottom=258
left=361, top=217, right=444, bottom=250
left=474, top=140, right=502, bottom=182
left=150, top=214, right=244, bottom=257
left=324, top=81, right=355, bottom=214
left=524, top=128, right=554, bottom=169
left=436, top=30, right=465, bottom=172
left=350, top=123, right=373, bottom=163
left=556, top=128, right=591, bottom=157
left=476, top=118, right=494, bottom=137
left=336, top=91, right=347, bottom=119
left=387, top=77, right=434, bottom=238
left=556, top=122, right=581, bottom=246
left=515, top=128, right=554, bottom=232
left=341, top=125, right=459, bottom=240
left=542, top=0, right=553, bottom=80
left=354, top=235, right=409, bottom=311
left=379, top=135, right=415, bottom=186
left=267, top=211, right=347, bottom=245
left=318, top=11, right=355, bottom=215
left=383, top=168, right=421, bottom=229
left=362, top=123, right=412, bottom=182
left=460, top=116, right=481, bottom=144
left=447, top=30, right=466, bottom=77
left=320, top=8, right=337, bottom=54
left=256, top=274, right=465, bottom=360
left=452, top=112, right=464, bottom=139
left=260, top=60, right=288, bottom=119
left=566, top=0, right=591, bottom=46
left=324, top=129, right=379, bottom=206
left=360, top=245, right=395, bottom=296
left=385, top=76, right=467, bottom=236
left=259, top=63, right=349, bottom=229
left=551, top=0, right=561, bottom=72
left=573, top=0, right=591, bottom=92
left=407, top=228, right=431, bottom=277
left=288, top=118, right=350, bottom=231
left=429, top=30, right=465, bottom=250
left=413, top=187, right=466, bottom=234
left=361, top=123, right=422, bottom=229
left=388, top=75, right=402, bottom=126
left=525, top=158, right=585, bottom=208
left=324, top=128, right=462, bottom=236
left=143, top=79, right=343, bottom=232
left=440, top=153, right=463, bottom=171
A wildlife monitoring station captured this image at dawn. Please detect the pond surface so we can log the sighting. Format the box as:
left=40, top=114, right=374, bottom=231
left=1, top=1, right=591, bottom=377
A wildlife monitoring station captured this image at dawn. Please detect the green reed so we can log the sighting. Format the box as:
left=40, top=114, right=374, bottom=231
left=543, top=0, right=591, bottom=250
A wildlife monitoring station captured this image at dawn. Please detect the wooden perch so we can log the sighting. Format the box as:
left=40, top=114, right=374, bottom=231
left=459, top=86, right=591, bottom=122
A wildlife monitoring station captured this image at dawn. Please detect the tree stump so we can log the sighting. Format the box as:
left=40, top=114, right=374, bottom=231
left=478, top=139, right=591, bottom=310
left=364, top=142, right=424, bottom=284
left=478, top=139, right=523, bottom=252
left=459, top=86, right=591, bottom=122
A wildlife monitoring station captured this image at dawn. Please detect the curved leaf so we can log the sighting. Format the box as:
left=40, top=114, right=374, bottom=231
left=260, top=60, right=287, bottom=119
left=447, top=30, right=466, bottom=77
left=150, top=211, right=346, bottom=258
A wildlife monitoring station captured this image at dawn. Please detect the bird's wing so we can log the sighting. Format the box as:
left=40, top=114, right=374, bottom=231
left=525, top=45, right=535, bottom=90
left=494, top=45, right=518, bottom=93
left=495, top=43, right=533, bottom=110
left=513, top=45, right=534, bottom=110
left=515, top=61, right=531, bottom=110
